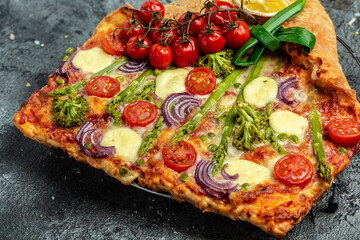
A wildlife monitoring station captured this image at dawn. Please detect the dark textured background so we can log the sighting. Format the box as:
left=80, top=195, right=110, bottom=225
left=0, top=0, right=359, bottom=239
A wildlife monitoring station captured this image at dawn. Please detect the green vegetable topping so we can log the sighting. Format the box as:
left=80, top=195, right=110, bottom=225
left=65, top=47, right=74, bottom=56
left=338, top=147, right=347, bottom=155
left=154, top=68, right=162, bottom=76
left=233, top=82, right=242, bottom=89
left=208, top=144, right=218, bottom=153
left=179, top=173, right=189, bottom=182
left=120, top=167, right=129, bottom=176
left=239, top=183, right=250, bottom=191
left=208, top=132, right=216, bottom=138
left=195, top=49, right=235, bottom=78
left=51, top=94, right=89, bottom=128
left=135, top=158, right=145, bottom=167
left=155, top=101, right=163, bottom=109
left=123, top=81, right=155, bottom=104
left=84, top=141, right=92, bottom=150
left=278, top=133, right=288, bottom=141
left=199, top=135, right=208, bottom=142
left=116, top=76, right=125, bottom=82
left=61, top=55, right=69, bottom=62
left=56, top=78, right=65, bottom=86
left=138, top=116, right=164, bottom=156
left=289, top=134, right=300, bottom=144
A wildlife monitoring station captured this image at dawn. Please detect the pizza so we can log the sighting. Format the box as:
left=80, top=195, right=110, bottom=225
left=13, top=0, right=360, bottom=238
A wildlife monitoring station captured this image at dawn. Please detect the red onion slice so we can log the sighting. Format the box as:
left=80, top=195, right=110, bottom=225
left=277, top=77, right=298, bottom=105
left=221, top=164, right=239, bottom=180
left=76, top=121, right=115, bottom=158
left=162, top=93, right=200, bottom=127
left=195, top=160, right=239, bottom=199
left=67, top=48, right=81, bottom=72
left=119, top=59, right=149, bottom=73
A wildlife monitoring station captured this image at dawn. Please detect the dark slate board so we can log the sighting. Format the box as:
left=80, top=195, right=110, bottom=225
left=0, top=0, right=359, bottom=239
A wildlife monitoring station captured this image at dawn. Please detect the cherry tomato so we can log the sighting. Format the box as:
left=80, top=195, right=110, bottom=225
left=222, top=21, right=250, bottom=49
left=197, top=25, right=226, bottom=54
left=123, top=100, right=158, bottom=127
left=162, top=141, right=197, bottom=172
left=149, top=43, right=173, bottom=70
left=121, top=19, right=145, bottom=41
left=327, top=118, right=360, bottom=147
left=149, top=23, right=179, bottom=45
left=139, top=0, right=165, bottom=26
left=274, top=155, right=313, bottom=188
left=102, top=33, right=126, bottom=56
left=206, top=0, right=237, bottom=28
left=178, top=12, right=206, bottom=38
left=185, top=67, right=216, bottom=95
left=126, top=35, right=152, bottom=60
left=171, top=36, right=200, bottom=68
left=85, top=76, right=121, bottom=98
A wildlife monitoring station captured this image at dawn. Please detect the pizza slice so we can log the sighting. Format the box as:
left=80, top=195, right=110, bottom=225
left=13, top=0, right=360, bottom=238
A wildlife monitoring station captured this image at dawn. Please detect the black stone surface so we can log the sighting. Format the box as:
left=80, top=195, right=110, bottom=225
left=0, top=0, right=359, bottom=239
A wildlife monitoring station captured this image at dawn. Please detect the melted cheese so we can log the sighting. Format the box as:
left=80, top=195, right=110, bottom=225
left=243, top=77, right=278, bottom=107
left=155, top=68, right=189, bottom=100
left=72, top=47, right=114, bottom=73
left=269, top=110, right=308, bottom=136
left=226, top=159, right=272, bottom=186
left=101, top=127, right=141, bottom=161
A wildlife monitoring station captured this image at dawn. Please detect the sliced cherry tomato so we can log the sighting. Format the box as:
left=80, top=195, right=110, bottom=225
left=123, top=100, right=158, bottom=127
left=178, top=12, right=206, bottom=38
left=206, top=0, right=237, bottom=28
left=121, top=19, right=145, bottom=41
left=162, top=141, right=197, bottom=172
left=185, top=67, right=216, bottom=95
left=102, top=33, right=126, bottom=56
left=139, top=0, right=165, bottom=26
left=327, top=118, right=360, bottom=147
left=171, top=36, right=200, bottom=68
left=222, top=21, right=250, bottom=49
left=197, top=25, right=226, bottom=54
left=274, top=155, right=313, bottom=188
left=149, top=43, right=173, bottom=70
left=85, top=76, right=121, bottom=98
left=149, top=23, right=179, bottom=45
left=126, top=35, right=152, bottom=60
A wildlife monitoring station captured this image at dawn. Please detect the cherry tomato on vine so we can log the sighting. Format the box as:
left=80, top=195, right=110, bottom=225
left=222, top=21, right=250, bottom=49
left=126, top=35, right=152, bottom=60
left=178, top=12, right=206, bottom=38
left=85, top=76, right=121, bottom=98
left=162, top=141, right=197, bottom=172
left=139, top=0, right=165, bottom=26
left=327, top=118, right=360, bottom=147
left=149, top=23, right=179, bottom=45
left=185, top=67, right=216, bottom=95
left=123, top=100, right=158, bottom=127
left=197, top=25, right=226, bottom=54
left=274, top=155, right=313, bottom=188
left=102, top=33, right=126, bottom=56
left=206, top=0, right=237, bottom=28
left=121, top=19, right=145, bottom=41
left=171, top=36, right=200, bottom=68
left=149, top=43, right=173, bottom=70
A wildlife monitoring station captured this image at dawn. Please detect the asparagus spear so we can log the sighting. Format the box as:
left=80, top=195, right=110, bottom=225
left=170, top=68, right=244, bottom=146
left=311, top=105, right=332, bottom=182
left=138, top=116, right=164, bottom=156
left=48, top=56, right=129, bottom=97
left=123, top=81, right=155, bottom=104
left=106, top=68, right=153, bottom=126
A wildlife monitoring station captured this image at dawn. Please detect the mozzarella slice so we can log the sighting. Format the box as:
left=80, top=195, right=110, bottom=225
left=155, top=68, right=189, bottom=100
left=269, top=110, right=308, bottom=136
left=101, top=127, right=141, bottom=161
left=243, top=77, right=278, bottom=107
left=225, top=159, right=272, bottom=186
left=72, top=47, right=114, bottom=73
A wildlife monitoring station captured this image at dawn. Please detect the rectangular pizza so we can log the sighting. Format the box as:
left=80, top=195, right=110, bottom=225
left=13, top=0, right=360, bottom=237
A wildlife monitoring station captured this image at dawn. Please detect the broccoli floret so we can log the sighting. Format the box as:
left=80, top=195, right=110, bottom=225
left=195, top=49, right=235, bottom=78
left=233, top=102, right=266, bottom=151
left=51, top=94, right=89, bottom=128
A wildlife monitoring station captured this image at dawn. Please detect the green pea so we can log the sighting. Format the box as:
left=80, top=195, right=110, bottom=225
left=84, top=141, right=92, bottom=150
left=338, top=147, right=347, bottom=155
left=239, top=183, right=250, bottom=191
left=116, top=76, right=125, bottom=82
left=289, top=134, right=300, bottom=144
left=233, top=82, right=241, bottom=89
left=120, top=167, right=129, bottom=176
left=179, top=173, right=189, bottom=182
left=168, top=66, right=177, bottom=70
left=155, top=101, right=163, bottom=109
left=154, top=68, right=162, bottom=77
left=135, top=158, right=145, bottom=167
left=199, top=135, right=208, bottom=142
left=61, top=55, right=69, bottom=62
left=65, top=47, right=75, bottom=56
left=278, top=133, right=288, bottom=141
left=208, top=132, right=216, bottom=138
left=56, top=78, right=65, bottom=86
left=208, top=144, right=218, bottom=153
